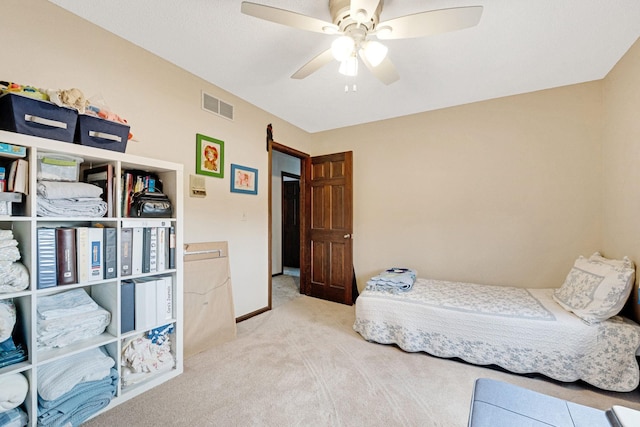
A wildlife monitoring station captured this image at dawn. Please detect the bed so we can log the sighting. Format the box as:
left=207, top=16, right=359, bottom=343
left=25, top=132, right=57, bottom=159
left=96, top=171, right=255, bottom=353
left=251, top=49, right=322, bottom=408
left=353, top=253, right=640, bottom=392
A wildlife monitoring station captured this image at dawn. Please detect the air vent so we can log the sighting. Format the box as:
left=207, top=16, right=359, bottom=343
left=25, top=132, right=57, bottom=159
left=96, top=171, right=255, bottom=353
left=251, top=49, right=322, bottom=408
left=201, top=91, right=234, bottom=121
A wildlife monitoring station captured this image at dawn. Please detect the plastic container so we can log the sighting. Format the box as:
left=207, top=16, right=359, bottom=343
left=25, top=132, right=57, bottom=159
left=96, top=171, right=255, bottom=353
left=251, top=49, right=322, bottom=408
left=36, top=153, right=83, bottom=182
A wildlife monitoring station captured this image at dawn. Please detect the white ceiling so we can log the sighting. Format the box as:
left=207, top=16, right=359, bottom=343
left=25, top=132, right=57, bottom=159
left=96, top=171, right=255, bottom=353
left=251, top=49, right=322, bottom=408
left=49, top=0, right=640, bottom=133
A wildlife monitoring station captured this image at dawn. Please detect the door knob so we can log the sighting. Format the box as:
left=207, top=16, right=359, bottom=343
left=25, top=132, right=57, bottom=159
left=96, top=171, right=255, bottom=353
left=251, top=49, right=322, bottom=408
left=344, top=234, right=351, bottom=239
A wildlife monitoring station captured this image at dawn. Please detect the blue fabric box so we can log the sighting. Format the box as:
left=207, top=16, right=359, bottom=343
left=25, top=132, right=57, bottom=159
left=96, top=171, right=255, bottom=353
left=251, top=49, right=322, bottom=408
left=468, top=378, right=610, bottom=427
left=0, top=93, right=78, bottom=142
left=74, top=114, right=129, bottom=153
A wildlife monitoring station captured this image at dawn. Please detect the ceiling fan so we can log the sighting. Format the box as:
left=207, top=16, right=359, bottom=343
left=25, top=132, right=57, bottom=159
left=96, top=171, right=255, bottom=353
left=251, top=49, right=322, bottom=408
left=241, top=0, right=483, bottom=85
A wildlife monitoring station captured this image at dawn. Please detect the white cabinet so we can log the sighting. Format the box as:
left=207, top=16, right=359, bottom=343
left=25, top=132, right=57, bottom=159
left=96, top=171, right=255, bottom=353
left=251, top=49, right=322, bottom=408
left=0, top=130, right=183, bottom=426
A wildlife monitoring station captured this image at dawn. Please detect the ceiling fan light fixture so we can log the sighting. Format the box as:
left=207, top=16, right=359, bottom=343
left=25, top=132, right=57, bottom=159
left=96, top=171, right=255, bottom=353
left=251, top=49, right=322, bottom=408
left=362, top=40, right=388, bottom=67
left=331, top=36, right=355, bottom=61
left=338, top=56, right=358, bottom=77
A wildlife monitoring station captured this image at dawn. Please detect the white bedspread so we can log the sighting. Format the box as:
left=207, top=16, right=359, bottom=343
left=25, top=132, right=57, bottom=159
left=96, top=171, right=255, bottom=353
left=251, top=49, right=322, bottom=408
left=353, top=278, right=640, bottom=392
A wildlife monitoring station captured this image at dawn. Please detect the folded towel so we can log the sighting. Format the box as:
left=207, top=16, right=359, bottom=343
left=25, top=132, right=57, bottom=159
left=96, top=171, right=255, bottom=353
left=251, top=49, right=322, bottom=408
left=38, top=368, right=117, bottom=411
left=0, top=262, right=29, bottom=293
left=37, top=288, right=100, bottom=321
left=0, top=240, right=17, bottom=249
left=36, top=289, right=110, bottom=350
left=37, top=181, right=103, bottom=200
left=0, top=246, right=20, bottom=262
left=38, top=369, right=117, bottom=427
left=37, top=347, right=115, bottom=401
left=0, top=300, right=16, bottom=342
left=0, top=337, right=27, bottom=369
left=366, top=267, right=417, bottom=292
left=0, top=373, right=28, bottom=413
left=0, top=230, right=13, bottom=241
left=37, top=308, right=110, bottom=350
left=37, top=196, right=107, bottom=218
left=0, top=407, right=28, bottom=427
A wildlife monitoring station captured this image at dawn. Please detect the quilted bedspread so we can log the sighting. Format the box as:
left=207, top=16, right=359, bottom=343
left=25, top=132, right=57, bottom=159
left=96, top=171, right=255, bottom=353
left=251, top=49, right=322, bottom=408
left=353, top=278, right=640, bottom=392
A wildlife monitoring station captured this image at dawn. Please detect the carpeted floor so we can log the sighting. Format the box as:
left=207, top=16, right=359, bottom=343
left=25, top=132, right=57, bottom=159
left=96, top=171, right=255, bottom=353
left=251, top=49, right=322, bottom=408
left=84, top=284, right=640, bottom=426
left=271, top=273, right=300, bottom=308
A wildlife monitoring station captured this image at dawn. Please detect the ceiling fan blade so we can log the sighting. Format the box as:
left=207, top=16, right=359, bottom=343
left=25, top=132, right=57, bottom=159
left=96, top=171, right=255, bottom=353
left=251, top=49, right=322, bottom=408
left=350, top=0, right=381, bottom=23
left=241, top=2, right=334, bottom=34
left=291, top=48, right=335, bottom=79
left=377, top=6, right=483, bottom=40
left=359, top=53, right=399, bottom=85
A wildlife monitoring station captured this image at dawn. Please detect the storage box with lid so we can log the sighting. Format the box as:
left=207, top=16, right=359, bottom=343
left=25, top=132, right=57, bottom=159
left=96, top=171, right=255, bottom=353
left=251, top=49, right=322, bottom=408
left=75, top=114, right=129, bottom=153
left=37, top=153, right=83, bottom=182
left=0, top=92, right=78, bottom=142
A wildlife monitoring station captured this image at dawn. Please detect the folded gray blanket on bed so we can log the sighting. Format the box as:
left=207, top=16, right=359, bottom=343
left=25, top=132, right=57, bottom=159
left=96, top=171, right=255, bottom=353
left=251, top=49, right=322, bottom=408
left=366, top=268, right=417, bottom=292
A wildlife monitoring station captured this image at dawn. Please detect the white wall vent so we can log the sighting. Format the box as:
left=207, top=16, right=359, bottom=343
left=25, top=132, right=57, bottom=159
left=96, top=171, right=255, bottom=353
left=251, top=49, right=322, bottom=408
left=202, top=91, right=234, bottom=121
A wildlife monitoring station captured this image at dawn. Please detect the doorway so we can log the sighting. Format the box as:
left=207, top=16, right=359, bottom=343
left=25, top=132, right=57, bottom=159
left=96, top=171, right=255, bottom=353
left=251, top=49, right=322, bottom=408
left=269, top=143, right=307, bottom=309
left=281, top=172, right=300, bottom=270
left=268, top=143, right=354, bottom=308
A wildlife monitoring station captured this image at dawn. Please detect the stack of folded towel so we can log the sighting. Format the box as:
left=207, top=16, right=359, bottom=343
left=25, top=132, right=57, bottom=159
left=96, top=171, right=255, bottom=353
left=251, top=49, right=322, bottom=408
left=0, top=230, right=28, bottom=293
left=37, top=288, right=111, bottom=350
left=0, top=300, right=26, bottom=368
left=366, top=267, right=417, bottom=292
left=0, top=406, right=28, bottom=427
left=37, top=181, right=107, bottom=217
left=37, top=347, right=117, bottom=427
left=0, top=373, right=29, bottom=427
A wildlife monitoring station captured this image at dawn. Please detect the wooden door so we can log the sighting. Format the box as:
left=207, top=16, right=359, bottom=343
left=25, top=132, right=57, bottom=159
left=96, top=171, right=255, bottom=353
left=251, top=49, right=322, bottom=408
left=306, top=151, right=353, bottom=305
left=282, top=177, right=300, bottom=268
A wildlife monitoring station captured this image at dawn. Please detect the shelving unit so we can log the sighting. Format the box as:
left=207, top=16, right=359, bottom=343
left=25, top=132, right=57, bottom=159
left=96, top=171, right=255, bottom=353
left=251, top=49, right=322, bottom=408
left=0, top=129, right=184, bottom=426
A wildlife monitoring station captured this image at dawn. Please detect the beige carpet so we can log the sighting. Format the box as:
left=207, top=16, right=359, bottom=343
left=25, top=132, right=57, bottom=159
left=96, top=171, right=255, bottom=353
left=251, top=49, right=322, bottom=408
left=85, top=287, right=640, bottom=426
left=271, top=273, right=300, bottom=308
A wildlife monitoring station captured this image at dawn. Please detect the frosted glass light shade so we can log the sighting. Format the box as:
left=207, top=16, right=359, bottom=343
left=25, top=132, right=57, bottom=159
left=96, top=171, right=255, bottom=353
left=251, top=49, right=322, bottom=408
left=362, top=41, right=388, bottom=67
left=331, top=36, right=355, bottom=62
left=339, top=56, right=358, bottom=76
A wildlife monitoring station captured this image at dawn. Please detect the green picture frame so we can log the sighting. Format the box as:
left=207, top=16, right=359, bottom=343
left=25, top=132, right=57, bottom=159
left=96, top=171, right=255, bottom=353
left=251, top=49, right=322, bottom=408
left=196, top=133, right=224, bottom=178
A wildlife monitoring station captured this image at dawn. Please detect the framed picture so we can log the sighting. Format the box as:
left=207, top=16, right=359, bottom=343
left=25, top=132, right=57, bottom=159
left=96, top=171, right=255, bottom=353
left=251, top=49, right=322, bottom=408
left=196, top=133, right=224, bottom=178
left=230, top=164, right=258, bottom=195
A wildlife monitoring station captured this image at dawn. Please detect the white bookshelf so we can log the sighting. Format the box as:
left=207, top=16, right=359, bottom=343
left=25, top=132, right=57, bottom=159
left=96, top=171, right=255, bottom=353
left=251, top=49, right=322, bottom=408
left=0, top=129, right=184, bottom=426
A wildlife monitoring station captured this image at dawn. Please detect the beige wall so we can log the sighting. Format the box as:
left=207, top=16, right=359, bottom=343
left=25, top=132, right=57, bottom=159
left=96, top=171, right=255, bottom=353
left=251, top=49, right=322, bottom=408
left=5, top=1, right=639, bottom=306
left=601, top=37, right=640, bottom=314
left=312, top=82, right=604, bottom=289
left=312, top=36, right=640, bottom=291
left=3, top=0, right=313, bottom=317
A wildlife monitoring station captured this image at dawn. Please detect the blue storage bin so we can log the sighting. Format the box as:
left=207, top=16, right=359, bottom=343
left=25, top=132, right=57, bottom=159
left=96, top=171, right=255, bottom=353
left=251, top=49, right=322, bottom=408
left=74, top=114, right=129, bottom=153
left=0, top=93, right=77, bottom=142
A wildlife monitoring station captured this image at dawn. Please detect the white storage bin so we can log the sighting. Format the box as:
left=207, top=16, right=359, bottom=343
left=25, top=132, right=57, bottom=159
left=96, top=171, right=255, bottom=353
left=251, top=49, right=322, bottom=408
left=37, top=153, right=83, bottom=182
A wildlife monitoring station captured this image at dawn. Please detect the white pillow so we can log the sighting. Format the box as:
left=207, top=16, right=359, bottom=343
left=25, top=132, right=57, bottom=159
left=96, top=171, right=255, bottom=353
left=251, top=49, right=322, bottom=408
left=589, top=251, right=632, bottom=268
left=553, top=253, right=635, bottom=324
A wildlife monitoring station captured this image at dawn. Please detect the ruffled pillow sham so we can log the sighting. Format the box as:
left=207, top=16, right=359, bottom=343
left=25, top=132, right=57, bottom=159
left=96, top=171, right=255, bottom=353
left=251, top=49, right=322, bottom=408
left=553, top=252, right=635, bottom=324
